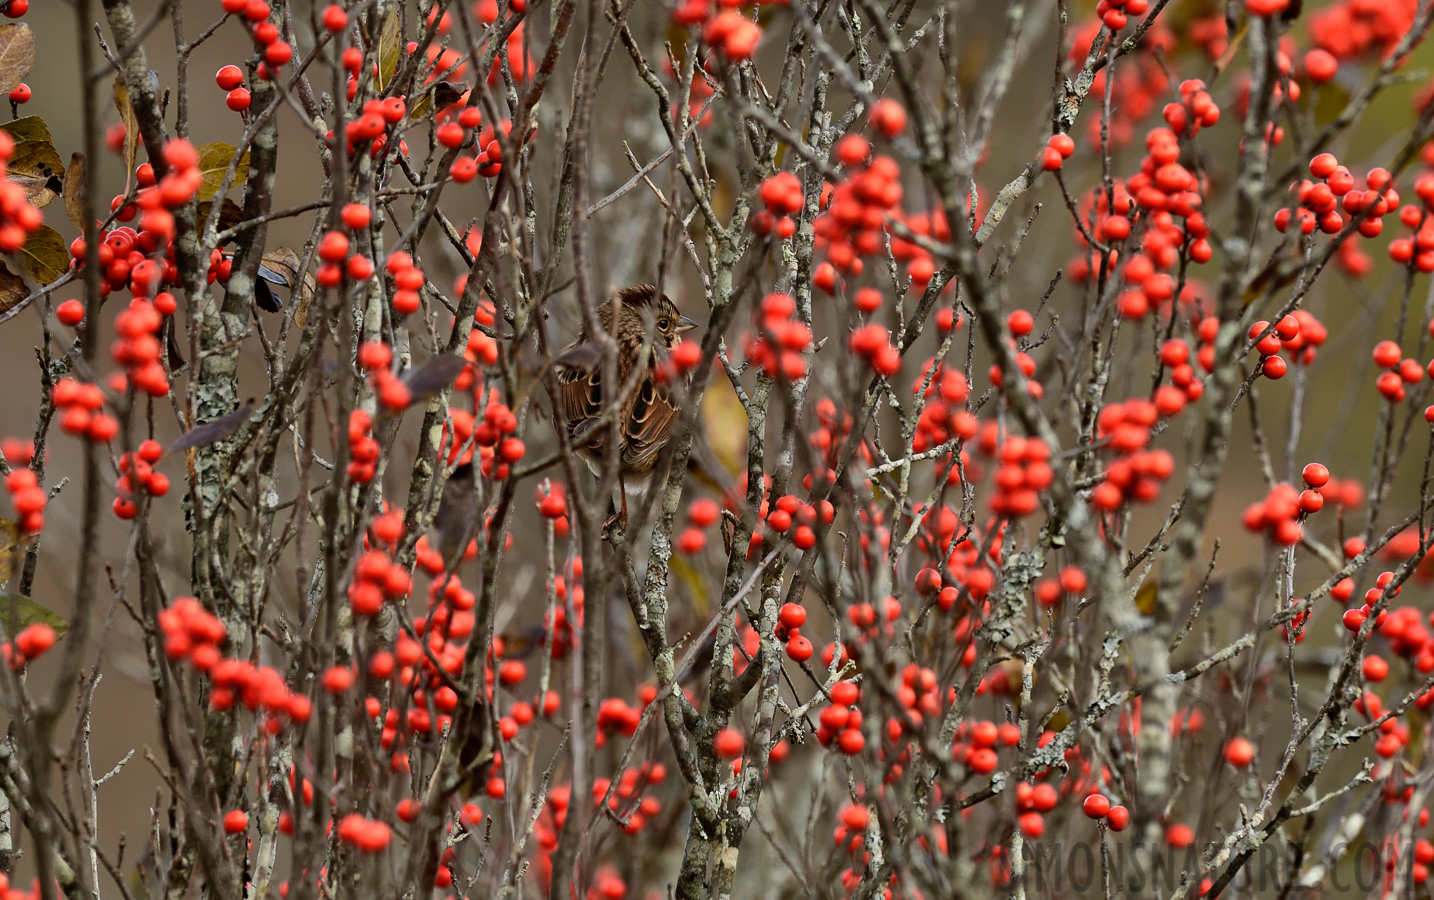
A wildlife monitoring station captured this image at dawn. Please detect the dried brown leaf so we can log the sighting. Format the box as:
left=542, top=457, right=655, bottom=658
left=8, top=140, right=63, bottom=207
left=0, top=260, right=27, bottom=318
left=62, top=153, right=85, bottom=231
left=0, top=24, right=35, bottom=96
left=112, top=73, right=140, bottom=178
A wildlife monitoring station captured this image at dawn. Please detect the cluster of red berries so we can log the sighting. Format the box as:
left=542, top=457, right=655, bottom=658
left=215, top=63, right=251, bottom=111
left=674, top=497, right=720, bottom=555
left=1162, top=78, right=1221, bottom=138
left=951, top=718, right=1021, bottom=774
left=535, top=482, right=572, bottom=537
left=1370, top=338, right=1429, bottom=402
left=763, top=494, right=833, bottom=554
left=1277, top=154, right=1394, bottom=237
left=53, top=378, right=117, bottom=445
left=71, top=222, right=182, bottom=299
left=207, top=657, right=313, bottom=730
left=849, top=323, right=902, bottom=377
left=1307, top=0, right=1418, bottom=62
left=338, top=95, right=411, bottom=159
left=1095, top=0, right=1148, bottom=30
left=815, top=681, right=866, bottom=754
left=3, top=622, right=55, bottom=671
left=743, top=292, right=812, bottom=380
left=115, top=296, right=175, bottom=396
left=1038, top=133, right=1076, bottom=172
left=336, top=814, right=392, bottom=853
left=1032, top=566, right=1088, bottom=609
left=348, top=548, right=413, bottom=617
left=1089, top=399, right=1175, bottom=510
left=753, top=171, right=802, bottom=239
left=0, top=873, right=43, bottom=900
left=5, top=466, right=44, bottom=533
left=342, top=410, right=380, bottom=489
left=1240, top=475, right=1322, bottom=547
left=810, top=151, right=922, bottom=289
left=157, top=596, right=227, bottom=668
left=217, top=0, right=294, bottom=78
left=911, top=360, right=975, bottom=456
left=357, top=341, right=414, bottom=413
left=112, top=440, right=169, bottom=520
left=984, top=436, right=1053, bottom=519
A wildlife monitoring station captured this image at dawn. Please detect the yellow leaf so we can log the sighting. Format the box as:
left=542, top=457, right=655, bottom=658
left=196, top=143, right=249, bottom=202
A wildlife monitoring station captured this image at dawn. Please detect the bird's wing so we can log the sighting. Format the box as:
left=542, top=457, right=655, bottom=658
left=556, top=346, right=605, bottom=453
left=622, top=371, right=681, bottom=472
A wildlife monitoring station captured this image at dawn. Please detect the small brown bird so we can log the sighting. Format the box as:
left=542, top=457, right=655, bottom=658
left=556, top=284, right=697, bottom=526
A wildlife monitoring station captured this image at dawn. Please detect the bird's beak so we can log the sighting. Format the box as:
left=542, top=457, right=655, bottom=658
left=676, top=316, right=699, bottom=334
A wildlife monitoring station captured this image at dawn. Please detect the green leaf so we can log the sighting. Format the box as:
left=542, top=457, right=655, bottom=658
left=0, top=115, right=49, bottom=144
left=0, top=24, right=35, bottom=96
left=7, top=139, right=62, bottom=207
left=196, top=142, right=248, bottom=202
left=18, top=225, right=68, bottom=285
left=1, top=594, right=68, bottom=639
left=377, top=12, right=402, bottom=91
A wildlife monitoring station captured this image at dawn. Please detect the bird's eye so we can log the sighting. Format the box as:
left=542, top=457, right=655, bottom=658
left=658, top=318, right=670, bottom=330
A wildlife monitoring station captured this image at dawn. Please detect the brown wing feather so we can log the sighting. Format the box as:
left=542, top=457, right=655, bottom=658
left=556, top=353, right=604, bottom=453
left=622, top=373, right=681, bottom=472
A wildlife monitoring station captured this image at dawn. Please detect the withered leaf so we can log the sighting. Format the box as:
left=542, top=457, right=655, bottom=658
left=18, top=225, right=67, bottom=286
left=1, top=594, right=67, bottom=639
left=197, top=143, right=249, bottom=202
left=377, top=12, right=402, bottom=91
left=165, top=400, right=256, bottom=457
left=62, top=153, right=85, bottom=231
left=408, top=81, right=470, bottom=121
left=400, top=354, right=468, bottom=406
left=0, top=260, right=27, bottom=321
left=433, top=462, right=478, bottom=564
left=0, top=24, right=35, bottom=96
left=197, top=198, right=244, bottom=236
left=8, top=140, right=64, bottom=207
left=0, top=518, right=17, bottom=585
left=112, top=73, right=141, bottom=178
left=0, top=115, right=49, bottom=144
left=255, top=247, right=314, bottom=314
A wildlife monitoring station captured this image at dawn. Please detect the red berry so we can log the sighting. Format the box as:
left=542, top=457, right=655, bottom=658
left=1082, top=794, right=1111, bottom=819
left=56, top=299, right=84, bottom=327
left=223, top=810, right=249, bottom=834
left=226, top=88, right=252, bottom=112
left=1373, top=340, right=1402, bottom=368
left=2, top=0, right=27, bottom=17
left=321, top=4, right=348, bottom=31
left=713, top=727, right=744, bottom=758
left=1223, top=736, right=1255, bottom=768
left=1106, top=805, right=1130, bottom=831
left=1301, top=462, right=1329, bottom=487
left=8, top=83, right=29, bottom=104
